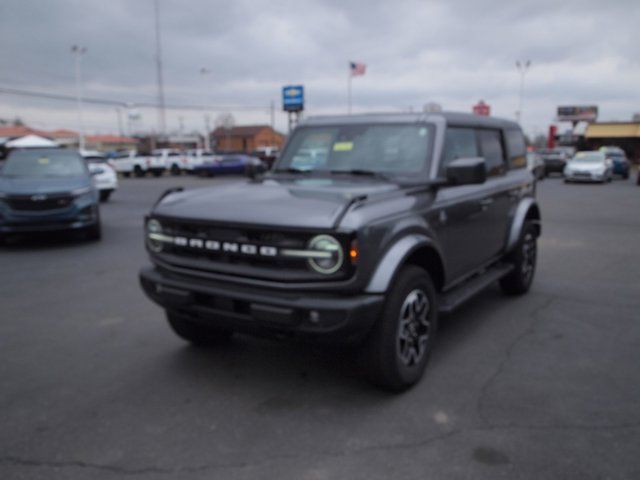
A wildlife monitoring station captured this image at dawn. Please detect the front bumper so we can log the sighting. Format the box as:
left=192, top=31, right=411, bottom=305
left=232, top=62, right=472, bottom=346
left=565, top=171, right=607, bottom=182
left=0, top=202, right=98, bottom=234
left=139, top=266, right=384, bottom=343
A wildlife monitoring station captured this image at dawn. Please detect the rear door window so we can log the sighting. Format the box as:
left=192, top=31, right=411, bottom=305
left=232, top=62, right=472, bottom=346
left=478, top=129, right=506, bottom=177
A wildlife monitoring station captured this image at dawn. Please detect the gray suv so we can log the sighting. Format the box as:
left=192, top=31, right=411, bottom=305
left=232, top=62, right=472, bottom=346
left=140, top=112, right=541, bottom=391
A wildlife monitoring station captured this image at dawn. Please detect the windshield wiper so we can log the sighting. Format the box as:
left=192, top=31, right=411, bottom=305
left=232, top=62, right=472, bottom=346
left=329, top=169, right=391, bottom=180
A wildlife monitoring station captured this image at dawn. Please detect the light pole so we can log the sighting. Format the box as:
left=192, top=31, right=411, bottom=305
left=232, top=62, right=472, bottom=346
left=200, top=68, right=212, bottom=151
left=515, top=60, right=531, bottom=125
left=71, top=45, right=87, bottom=151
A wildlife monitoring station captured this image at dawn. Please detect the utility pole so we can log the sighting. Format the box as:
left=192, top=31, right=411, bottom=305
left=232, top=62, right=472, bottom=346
left=516, top=60, right=531, bottom=125
left=71, top=45, right=87, bottom=151
left=204, top=114, right=211, bottom=151
left=153, top=0, right=166, bottom=136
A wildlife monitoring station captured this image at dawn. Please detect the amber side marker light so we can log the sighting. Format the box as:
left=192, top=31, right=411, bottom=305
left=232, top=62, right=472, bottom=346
left=349, top=242, right=359, bottom=264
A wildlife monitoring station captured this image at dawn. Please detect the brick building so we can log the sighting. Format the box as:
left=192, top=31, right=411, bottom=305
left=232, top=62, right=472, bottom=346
left=211, top=125, right=285, bottom=153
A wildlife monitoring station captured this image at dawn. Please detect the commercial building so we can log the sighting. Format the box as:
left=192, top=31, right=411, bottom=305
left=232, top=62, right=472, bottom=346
left=585, top=122, right=640, bottom=162
left=211, top=125, right=285, bottom=153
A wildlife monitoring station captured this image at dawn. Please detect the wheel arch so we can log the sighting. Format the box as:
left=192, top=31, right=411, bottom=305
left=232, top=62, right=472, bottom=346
left=506, top=198, right=541, bottom=252
left=365, top=235, right=446, bottom=294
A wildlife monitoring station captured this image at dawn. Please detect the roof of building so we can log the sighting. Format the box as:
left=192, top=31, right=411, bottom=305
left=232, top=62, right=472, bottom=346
left=5, top=134, right=59, bottom=148
left=211, top=125, right=276, bottom=137
left=86, top=135, right=137, bottom=143
left=585, top=122, right=640, bottom=138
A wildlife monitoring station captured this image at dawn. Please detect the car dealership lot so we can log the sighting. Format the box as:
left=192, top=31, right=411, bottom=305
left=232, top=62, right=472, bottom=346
left=1, top=175, right=639, bottom=479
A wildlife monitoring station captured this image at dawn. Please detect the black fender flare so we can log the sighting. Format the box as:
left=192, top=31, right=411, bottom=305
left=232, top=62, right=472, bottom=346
left=365, top=234, right=440, bottom=293
left=506, top=198, right=541, bottom=252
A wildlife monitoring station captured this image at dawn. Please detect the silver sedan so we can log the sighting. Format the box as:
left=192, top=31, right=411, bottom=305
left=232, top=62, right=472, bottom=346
left=564, top=151, right=613, bottom=183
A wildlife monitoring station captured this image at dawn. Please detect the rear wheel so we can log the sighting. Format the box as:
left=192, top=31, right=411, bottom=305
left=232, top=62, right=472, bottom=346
left=170, top=164, right=181, bottom=176
left=133, top=165, right=144, bottom=177
left=99, top=190, right=112, bottom=202
left=166, top=311, right=233, bottom=346
left=500, top=221, right=537, bottom=295
left=362, top=266, right=438, bottom=392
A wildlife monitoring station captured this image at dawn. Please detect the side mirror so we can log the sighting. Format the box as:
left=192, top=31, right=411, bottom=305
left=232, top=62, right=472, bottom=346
left=445, top=157, right=487, bottom=186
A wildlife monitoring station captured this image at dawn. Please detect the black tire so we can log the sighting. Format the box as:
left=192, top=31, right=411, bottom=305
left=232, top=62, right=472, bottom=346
left=166, top=311, right=233, bottom=346
left=170, top=164, right=181, bottom=176
left=133, top=165, right=144, bottom=178
left=499, top=221, right=537, bottom=295
left=99, top=190, right=111, bottom=202
left=361, top=266, right=438, bottom=392
left=86, top=220, right=101, bottom=241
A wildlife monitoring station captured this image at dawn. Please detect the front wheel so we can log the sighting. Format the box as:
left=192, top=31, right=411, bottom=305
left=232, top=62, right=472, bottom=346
left=99, top=190, right=112, bottom=202
left=170, top=164, right=181, bottom=176
left=361, top=266, right=438, bottom=392
left=166, top=312, right=233, bottom=346
left=500, top=221, right=537, bottom=295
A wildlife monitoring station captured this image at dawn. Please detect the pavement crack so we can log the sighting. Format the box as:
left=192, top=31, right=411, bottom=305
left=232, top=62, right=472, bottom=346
left=476, top=295, right=557, bottom=426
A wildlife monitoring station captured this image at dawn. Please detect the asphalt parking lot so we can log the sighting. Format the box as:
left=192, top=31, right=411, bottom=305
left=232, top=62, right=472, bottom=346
left=1, top=173, right=639, bottom=479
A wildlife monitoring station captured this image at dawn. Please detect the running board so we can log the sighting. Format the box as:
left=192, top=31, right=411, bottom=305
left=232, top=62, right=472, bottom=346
left=438, top=263, right=514, bottom=314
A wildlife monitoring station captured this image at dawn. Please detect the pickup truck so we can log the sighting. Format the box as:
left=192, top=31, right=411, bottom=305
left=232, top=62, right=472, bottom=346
left=139, top=112, right=541, bottom=391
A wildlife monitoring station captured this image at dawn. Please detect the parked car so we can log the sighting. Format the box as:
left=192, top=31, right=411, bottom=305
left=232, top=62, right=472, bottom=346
left=564, top=151, right=613, bottom=183
left=140, top=111, right=541, bottom=391
left=81, top=152, right=118, bottom=202
left=0, top=148, right=100, bottom=241
left=184, top=149, right=216, bottom=173
left=111, top=150, right=147, bottom=177
left=536, top=148, right=569, bottom=176
left=151, top=149, right=187, bottom=176
left=526, top=151, right=545, bottom=180
left=193, top=154, right=266, bottom=177
left=599, top=146, right=630, bottom=179
left=251, top=146, right=280, bottom=169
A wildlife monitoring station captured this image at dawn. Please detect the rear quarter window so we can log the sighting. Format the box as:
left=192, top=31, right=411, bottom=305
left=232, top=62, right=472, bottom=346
left=505, top=128, right=527, bottom=169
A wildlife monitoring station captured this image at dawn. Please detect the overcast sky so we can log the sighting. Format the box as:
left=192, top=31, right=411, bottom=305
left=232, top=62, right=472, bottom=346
left=1, top=0, right=639, bottom=137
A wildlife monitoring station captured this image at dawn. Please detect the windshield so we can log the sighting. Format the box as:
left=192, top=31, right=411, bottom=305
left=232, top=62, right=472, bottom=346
left=275, top=124, right=432, bottom=176
left=2, top=149, right=87, bottom=178
left=572, top=152, right=605, bottom=164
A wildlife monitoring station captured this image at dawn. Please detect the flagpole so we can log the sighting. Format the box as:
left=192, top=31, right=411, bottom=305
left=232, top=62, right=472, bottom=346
left=347, top=66, right=352, bottom=115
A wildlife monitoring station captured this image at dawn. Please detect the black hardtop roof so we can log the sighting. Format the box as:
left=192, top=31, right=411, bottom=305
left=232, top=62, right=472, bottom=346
left=302, top=111, right=521, bottom=130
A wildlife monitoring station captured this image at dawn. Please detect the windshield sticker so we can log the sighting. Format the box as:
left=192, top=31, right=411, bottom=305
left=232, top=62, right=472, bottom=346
left=333, top=141, right=353, bottom=152
left=38, top=157, right=50, bottom=164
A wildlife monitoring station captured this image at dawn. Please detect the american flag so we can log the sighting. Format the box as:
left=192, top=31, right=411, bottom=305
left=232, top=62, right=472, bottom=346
left=350, top=61, right=366, bottom=76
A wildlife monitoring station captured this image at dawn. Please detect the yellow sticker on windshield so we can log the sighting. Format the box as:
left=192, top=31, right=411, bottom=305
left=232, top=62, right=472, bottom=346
left=333, top=141, right=353, bottom=152
left=38, top=157, right=50, bottom=164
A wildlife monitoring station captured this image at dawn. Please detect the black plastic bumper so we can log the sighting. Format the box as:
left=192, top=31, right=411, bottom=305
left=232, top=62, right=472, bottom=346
left=139, top=266, right=384, bottom=343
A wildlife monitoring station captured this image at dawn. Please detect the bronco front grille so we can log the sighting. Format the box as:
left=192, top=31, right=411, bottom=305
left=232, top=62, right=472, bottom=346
left=150, top=217, right=353, bottom=282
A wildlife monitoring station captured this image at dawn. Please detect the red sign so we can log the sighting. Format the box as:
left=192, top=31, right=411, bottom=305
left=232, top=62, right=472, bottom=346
left=473, top=100, right=490, bottom=116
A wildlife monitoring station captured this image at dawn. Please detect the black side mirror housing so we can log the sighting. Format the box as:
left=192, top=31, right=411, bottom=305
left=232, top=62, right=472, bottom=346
left=445, top=157, right=487, bottom=186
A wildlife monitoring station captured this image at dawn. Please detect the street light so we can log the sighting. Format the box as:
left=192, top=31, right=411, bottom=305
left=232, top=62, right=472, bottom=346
left=71, top=45, right=87, bottom=151
left=515, top=60, right=531, bottom=125
left=199, top=67, right=213, bottom=151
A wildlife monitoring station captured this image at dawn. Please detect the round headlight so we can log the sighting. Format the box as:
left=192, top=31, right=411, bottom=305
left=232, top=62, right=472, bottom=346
left=307, top=235, right=343, bottom=274
left=147, top=219, right=163, bottom=253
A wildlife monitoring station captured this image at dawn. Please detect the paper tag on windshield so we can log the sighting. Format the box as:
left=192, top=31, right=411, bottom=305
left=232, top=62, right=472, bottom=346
left=38, top=157, right=50, bottom=164
left=333, top=141, right=353, bottom=152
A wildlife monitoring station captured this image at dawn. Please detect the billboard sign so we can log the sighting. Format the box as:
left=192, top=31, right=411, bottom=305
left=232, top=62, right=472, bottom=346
left=557, top=106, right=598, bottom=122
left=282, top=85, right=304, bottom=112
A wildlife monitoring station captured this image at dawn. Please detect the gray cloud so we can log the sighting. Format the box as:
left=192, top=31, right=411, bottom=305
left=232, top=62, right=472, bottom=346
left=1, top=0, right=639, bottom=135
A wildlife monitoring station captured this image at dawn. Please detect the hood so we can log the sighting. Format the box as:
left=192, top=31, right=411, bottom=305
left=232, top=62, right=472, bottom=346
left=153, top=177, right=402, bottom=229
left=0, top=176, right=91, bottom=196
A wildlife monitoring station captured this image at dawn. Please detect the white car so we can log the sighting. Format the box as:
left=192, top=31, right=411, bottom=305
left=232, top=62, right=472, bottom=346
left=111, top=150, right=146, bottom=177
left=82, top=153, right=118, bottom=202
left=564, top=151, right=613, bottom=183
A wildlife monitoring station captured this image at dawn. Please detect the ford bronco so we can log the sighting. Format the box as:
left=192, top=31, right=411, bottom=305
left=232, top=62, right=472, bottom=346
left=139, top=112, right=541, bottom=391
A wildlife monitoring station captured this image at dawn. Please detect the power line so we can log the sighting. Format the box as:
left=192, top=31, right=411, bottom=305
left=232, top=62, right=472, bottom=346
left=0, top=86, right=271, bottom=111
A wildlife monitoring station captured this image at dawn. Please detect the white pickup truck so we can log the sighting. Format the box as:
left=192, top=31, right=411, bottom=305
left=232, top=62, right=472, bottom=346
left=112, top=151, right=167, bottom=177
left=152, top=149, right=188, bottom=176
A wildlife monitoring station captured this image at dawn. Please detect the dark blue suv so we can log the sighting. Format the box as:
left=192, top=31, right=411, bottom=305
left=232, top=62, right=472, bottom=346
left=0, top=148, right=101, bottom=241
